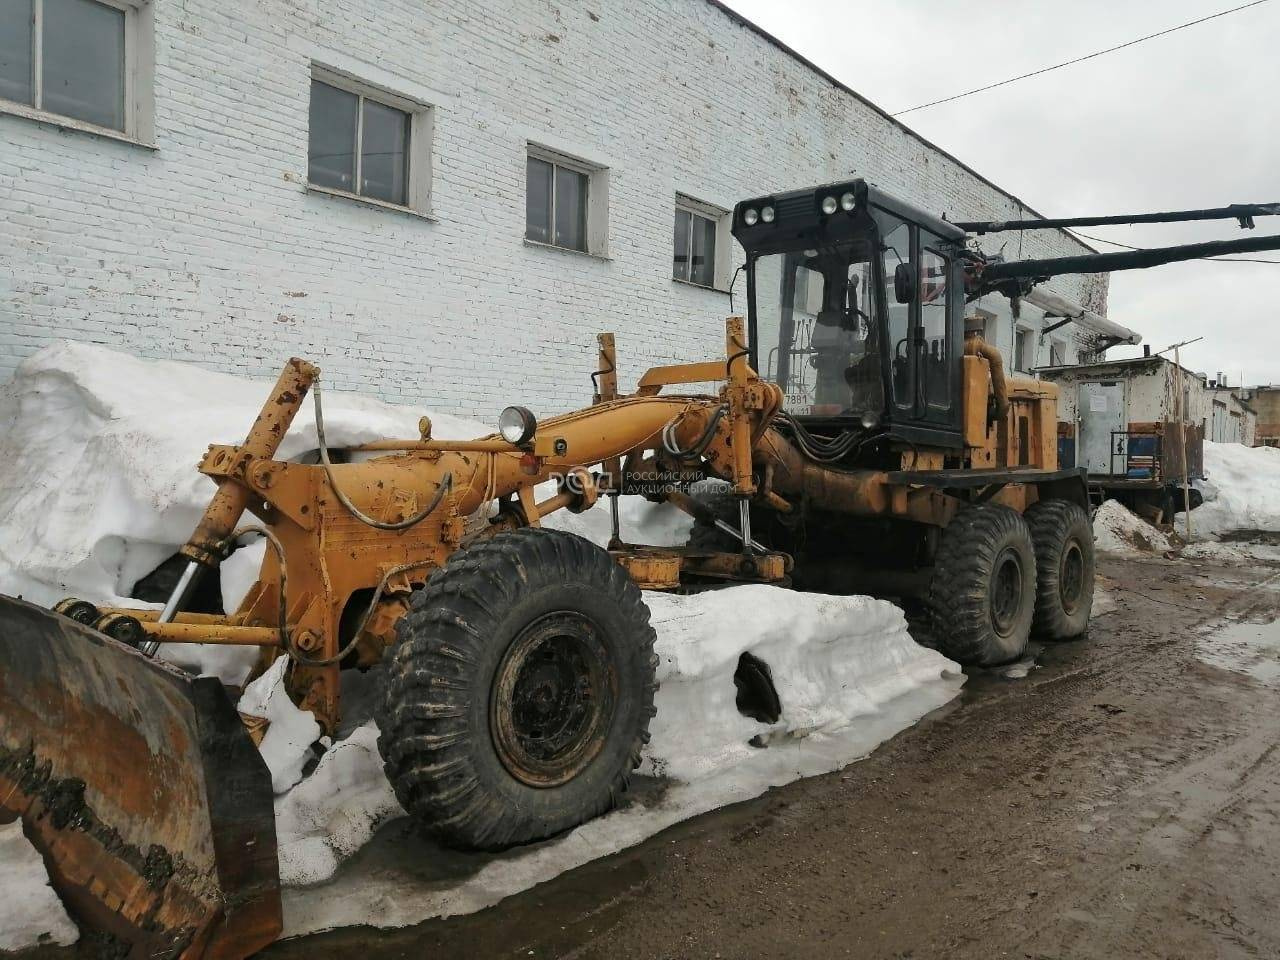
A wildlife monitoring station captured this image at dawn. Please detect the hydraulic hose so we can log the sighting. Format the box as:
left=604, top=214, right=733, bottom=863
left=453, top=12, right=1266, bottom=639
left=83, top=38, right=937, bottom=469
left=312, top=378, right=453, bottom=530
left=218, top=525, right=288, bottom=650
left=220, top=526, right=428, bottom=668
left=662, top=405, right=728, bottom=461
left=283, top=558, right=432, bottom=667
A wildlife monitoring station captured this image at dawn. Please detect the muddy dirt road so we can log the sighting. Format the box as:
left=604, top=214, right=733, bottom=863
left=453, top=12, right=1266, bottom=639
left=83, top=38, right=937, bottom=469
left=267, top=553, right=1280, bottom=960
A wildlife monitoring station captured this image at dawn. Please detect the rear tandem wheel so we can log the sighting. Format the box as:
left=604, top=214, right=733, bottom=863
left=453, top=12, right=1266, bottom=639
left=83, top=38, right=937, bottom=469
left=927, top=503, right=1037, bottom=667
left=1025, top=498, right=1095, bottom=640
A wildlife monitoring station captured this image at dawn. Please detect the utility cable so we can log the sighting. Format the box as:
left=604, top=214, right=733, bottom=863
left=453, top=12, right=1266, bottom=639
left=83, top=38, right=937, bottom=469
left=1066, top=227, right=1280, bottom=264
left=893, top=0, right=1271, bottom=115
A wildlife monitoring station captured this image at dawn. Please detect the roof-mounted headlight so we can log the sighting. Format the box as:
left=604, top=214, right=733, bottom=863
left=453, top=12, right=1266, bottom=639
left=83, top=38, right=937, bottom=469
left=760, top=205, right=775, bottom=223
left=821, top=195, right=838, bottom=215
left=499, top=406, right=537, bottom=445
left=840, top=191, right=856, bottom=211
left=743, top=207, right=759, bottom=226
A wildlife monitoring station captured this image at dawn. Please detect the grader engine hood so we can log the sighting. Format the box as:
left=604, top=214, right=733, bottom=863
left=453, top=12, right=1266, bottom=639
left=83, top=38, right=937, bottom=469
left=0, top=596, right=281, bottom=960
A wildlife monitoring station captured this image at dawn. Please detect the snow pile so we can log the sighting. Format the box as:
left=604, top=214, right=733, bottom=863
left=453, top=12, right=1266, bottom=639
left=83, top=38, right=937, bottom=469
left=280, top=587, right=962, bottom=935
left=1092, top=499, right=1171, bottom=555
left=238, top=657, right=323, bottom=795
left=268, top=586, right=961, bottom=901
left=0, top=342, right=481, bottom=609
left=640, top=587, right=949, bottom=780
left=273, top=721, right=400, bottom=887
left=0, top=822, right=79, bottom=951
left=544, top=493, right=693, bottom=550
left=1178, top=441, right=1280, bottom=538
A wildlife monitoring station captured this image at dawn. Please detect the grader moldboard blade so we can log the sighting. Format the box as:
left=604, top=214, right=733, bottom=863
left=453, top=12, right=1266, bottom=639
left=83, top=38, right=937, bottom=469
left=0, top=595, right=281, bottom=959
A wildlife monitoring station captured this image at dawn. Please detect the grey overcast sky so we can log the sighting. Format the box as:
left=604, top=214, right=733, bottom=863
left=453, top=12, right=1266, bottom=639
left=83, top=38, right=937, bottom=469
left=720, top=0, right=1280, bottom=385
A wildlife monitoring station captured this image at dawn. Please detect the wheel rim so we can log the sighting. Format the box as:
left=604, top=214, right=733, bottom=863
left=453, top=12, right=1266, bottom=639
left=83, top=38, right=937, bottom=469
left=989, top=548, right=1024, bottom=638
left=491, top=612, right=616, bottom=788
left=1059, top=540, right=1085, bottom=615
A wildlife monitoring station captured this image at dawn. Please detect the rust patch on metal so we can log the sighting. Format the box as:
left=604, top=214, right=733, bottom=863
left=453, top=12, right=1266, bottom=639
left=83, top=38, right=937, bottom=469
left=0, top=597, right=281, bottom=959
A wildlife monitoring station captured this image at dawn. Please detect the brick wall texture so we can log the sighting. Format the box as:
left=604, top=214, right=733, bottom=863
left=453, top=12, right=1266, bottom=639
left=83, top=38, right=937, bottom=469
left=0, top=0, right=1110, bottom=419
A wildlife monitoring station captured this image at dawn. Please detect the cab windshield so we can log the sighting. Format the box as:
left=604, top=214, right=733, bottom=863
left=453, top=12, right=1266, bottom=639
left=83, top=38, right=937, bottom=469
left=750, top=239, right=884, bottom=419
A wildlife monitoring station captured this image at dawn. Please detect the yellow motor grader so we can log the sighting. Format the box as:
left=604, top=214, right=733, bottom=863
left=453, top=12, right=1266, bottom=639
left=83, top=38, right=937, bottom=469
left=4, top=181, right=1280, bottom=959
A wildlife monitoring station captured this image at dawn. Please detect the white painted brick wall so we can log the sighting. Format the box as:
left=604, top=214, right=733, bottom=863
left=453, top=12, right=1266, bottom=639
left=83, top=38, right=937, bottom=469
left=0, top=0, right=1109, bottom=419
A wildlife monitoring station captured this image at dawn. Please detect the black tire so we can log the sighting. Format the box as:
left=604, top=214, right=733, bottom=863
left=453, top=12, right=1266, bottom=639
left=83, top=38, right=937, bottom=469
left=377, top=528, right=658, bottom=851
left=1025, top=499, right=1095, bottom=640
left=928, top=504, right=1036, bottom=667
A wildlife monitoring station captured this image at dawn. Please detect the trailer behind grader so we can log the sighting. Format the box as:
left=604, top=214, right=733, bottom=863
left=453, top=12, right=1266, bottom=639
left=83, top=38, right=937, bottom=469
left=4, top=182, right=1280, bottom=959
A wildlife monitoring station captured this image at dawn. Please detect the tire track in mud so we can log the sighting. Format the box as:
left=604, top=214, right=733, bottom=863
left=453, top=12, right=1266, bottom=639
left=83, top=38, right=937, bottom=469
left=1000, top=559, right=1280, bottom=960
left=267, top=555, right=1280, bottom=960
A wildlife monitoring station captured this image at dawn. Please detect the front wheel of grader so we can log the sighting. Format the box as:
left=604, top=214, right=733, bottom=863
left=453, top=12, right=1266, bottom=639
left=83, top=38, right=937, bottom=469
left=376, top=528, right=659, bottom=850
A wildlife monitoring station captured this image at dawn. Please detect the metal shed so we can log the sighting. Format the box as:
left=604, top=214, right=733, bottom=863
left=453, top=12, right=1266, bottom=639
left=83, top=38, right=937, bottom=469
left=1038, top=356, right=1207, bottom=517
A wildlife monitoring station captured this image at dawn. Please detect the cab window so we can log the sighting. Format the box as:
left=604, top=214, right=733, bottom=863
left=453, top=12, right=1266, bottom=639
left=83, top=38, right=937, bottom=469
left=918, top=241, right=951, bottom=410
left=876, top=213, right=912, bottom=411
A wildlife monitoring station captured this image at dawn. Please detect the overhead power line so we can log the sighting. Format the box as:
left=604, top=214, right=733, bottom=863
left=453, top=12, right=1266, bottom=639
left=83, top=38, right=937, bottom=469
left=892, top=0, right=1271, bottom=116
left=1066, top=228, right=1280, bottom=264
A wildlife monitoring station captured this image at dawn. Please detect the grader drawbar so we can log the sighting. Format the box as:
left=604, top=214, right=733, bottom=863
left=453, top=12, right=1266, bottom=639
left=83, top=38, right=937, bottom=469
left=8, top=182, right=1280, bottom=958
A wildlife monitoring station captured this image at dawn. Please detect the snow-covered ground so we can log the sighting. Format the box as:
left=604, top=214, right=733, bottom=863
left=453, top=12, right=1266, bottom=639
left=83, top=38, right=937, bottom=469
left=0, top=343, right=962, bottom=947
left=0, top=822, right=79, bottom=951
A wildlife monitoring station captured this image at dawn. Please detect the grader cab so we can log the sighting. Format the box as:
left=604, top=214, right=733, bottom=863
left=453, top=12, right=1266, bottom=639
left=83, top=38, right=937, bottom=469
left=736, top=179, right=1065, bottom=468
left=5, top=181, right=1280, bottom=959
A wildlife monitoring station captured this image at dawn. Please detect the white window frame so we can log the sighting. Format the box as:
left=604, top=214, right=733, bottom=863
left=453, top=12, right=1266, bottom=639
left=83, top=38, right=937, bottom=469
left=526, top=142, right=609, bottom=258
left=308, top=63, right=434, bottom=217
left=673, top=194, right=731, bottom=292
left=974, top=307, right=999, bottom=346
left=1014, top=325, right=1035, bottom=372
left=0, top=0, right=154, bottom=146
left=1049, top=337, right=1067, bottom=367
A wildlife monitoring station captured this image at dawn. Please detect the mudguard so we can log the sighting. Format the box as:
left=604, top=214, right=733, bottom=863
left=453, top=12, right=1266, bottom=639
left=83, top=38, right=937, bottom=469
left=0, top=595, right=281, bottom=959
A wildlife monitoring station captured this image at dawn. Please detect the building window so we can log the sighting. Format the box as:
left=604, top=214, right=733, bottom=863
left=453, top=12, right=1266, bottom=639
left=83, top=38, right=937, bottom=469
left=674, top=206, right=716, bottom=287
left=1, top=0, right=152, bottom=138
left=526, top=155, right=589, bottom=252
left=1049, top=338, right=1066, bottom=366
left=309, top=78, right=414, bottom=207
left=973, top=307, right=998, bottom=346
left=1014, top=326, right=1034, bottom=372
left=673, top=195, right=730, bottom=290
left=525, top=144, right=608, bottom=256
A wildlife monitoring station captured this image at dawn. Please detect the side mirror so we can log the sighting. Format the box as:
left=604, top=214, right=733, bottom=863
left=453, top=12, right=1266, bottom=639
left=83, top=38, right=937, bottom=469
left=894, top=263, right=916, bottom=304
